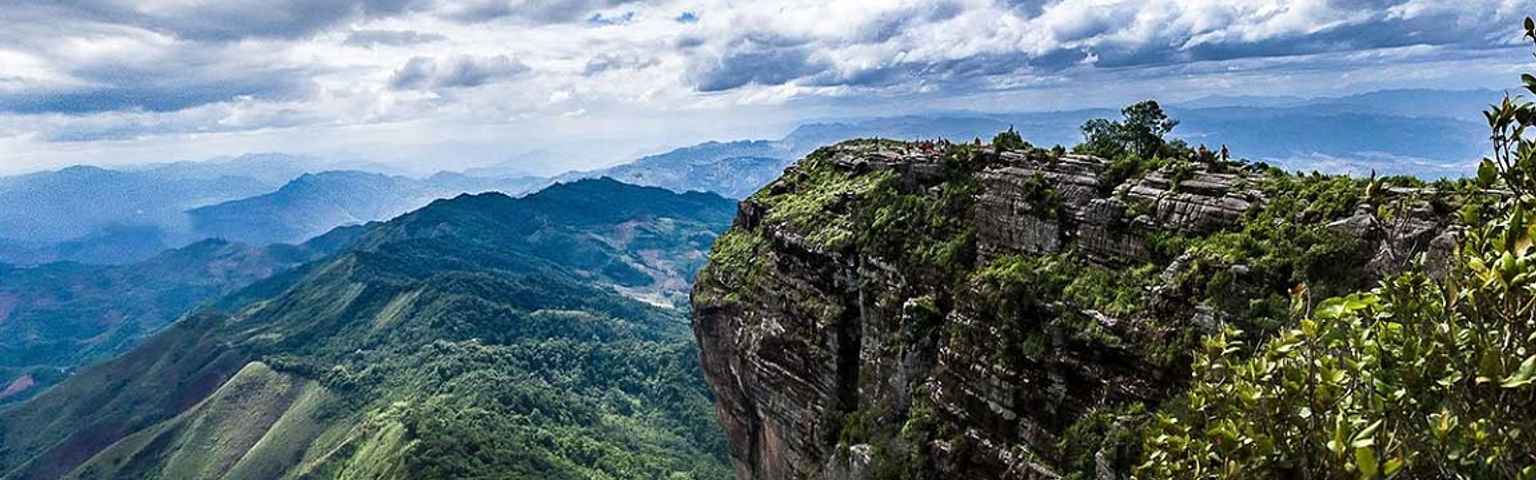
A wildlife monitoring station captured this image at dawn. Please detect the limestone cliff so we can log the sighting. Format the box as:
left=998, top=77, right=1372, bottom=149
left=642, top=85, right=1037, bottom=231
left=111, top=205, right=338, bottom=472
left=692, top=139, right=1453, bottom=479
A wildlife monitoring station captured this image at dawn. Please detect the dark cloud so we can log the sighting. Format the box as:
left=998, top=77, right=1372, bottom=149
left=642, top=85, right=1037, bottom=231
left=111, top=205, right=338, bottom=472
left=588, top=11, right=636, bottom=25
left=675, top=36, right=707, bottom=49
left=16, top=0, right=427, bottom=41
left=437, top=0, right=645, bottom=24
left=692, top=47, right=827, bottom=92
left=0, top=78, right=310, bottom=115
left=0, top=43, right=316, bottom=115
left=389, top=55, right=531, bottom=90
left=583, top=52, right=661, bottom=76
left=676, top=11, right=699, bottom=23
left=686, top=0, right=1531, bottom=94
left=344, top=29, right=447, bottom=47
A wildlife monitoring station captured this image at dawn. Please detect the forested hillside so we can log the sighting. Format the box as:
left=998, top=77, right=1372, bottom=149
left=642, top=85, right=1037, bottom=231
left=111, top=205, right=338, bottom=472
left=0, top=227, right=365, bottom=405
left=0, top=179, right=736, bottom=480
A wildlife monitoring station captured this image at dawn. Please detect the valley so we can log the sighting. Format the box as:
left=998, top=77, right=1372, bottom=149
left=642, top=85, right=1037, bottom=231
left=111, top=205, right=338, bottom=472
left=0, top=179, right=736, bottom=479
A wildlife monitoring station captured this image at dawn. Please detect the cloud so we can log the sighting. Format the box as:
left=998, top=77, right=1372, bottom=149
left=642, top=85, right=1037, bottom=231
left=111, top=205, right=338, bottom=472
left=588, top=11, right=637, bottom=25
left=583, top=52, right=661, bottom=75
left=10, top=0, right=425, bottom=42
left=0, top=37, right=317, bottom=114
left=344, top=29, right=448, bottom=47
left=436, top=0, right=646, bottom=24
left=680, top=0, right=1535, bottom=94
left=692, top=47, right=827, bottom=92
left=389, top=55, right=532, bottom=90
left=1, top=0, right=1532, bottom=174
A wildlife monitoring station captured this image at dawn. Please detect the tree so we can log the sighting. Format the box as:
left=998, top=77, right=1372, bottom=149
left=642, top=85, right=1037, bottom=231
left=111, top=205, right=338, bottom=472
left=1079, top=118, right=1125, bottom=158
left=1121, top=100, right=1179, bottom=158
left=993, top=127, right=1028, bottom=152
left=1077, top=100, right=1179, bottom=159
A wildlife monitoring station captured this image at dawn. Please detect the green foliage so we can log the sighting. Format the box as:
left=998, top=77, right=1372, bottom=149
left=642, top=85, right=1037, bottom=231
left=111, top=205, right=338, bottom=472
left=0, top=238, right=350, bottom=404
left=1077, top=101, right=1179, bottom=159
left=753, top=150, right=898, bottom=250
left=701, top=229, right=767, bottom=297
left=1148, top=173, right=1371, bottom=335
left=1059, top=403, right=1147, bottom=480
left=1140, top=273, right=1536, bottom=479
left=993, top=127, right=1029, bottom=152
left=0, top=180, right=736, bottom=480
left=1139, top=19, right=1536, bottom=479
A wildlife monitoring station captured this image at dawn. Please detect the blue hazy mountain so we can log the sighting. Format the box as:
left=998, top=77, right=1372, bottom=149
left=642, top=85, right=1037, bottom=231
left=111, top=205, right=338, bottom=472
left=556, top=90, right=1485, bottom=199
left=0, top=165, right=268, bottom=243
left=132, top=153, right=329, bottom=187
left=0, top=157, right=544, bottom=264
left=188, top=170, right=545, bottom=246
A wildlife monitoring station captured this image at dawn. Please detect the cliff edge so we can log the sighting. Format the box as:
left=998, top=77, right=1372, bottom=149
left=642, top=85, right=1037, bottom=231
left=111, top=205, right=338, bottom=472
left=692, top=139, right=1453, bottom=479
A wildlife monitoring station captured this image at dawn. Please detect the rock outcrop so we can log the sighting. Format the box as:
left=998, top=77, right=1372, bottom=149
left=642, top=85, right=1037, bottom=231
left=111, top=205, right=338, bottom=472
left=692, top=140, right=1453, bottom=479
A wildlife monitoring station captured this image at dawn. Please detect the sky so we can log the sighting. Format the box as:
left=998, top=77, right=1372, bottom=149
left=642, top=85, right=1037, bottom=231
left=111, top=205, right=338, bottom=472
left=0, top=0, right=1533, bottom=176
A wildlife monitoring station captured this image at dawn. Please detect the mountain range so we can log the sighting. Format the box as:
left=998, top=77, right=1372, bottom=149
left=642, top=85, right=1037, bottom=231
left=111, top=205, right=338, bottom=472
left=544, top=89, right=1488, bottom=200
left=188, top=171, right=543, bottom=246
left=0, top=178, right=736, bottom=479
left=0, top=162, right=540, bottom=265
left=0, top=226, right=367, bottom=405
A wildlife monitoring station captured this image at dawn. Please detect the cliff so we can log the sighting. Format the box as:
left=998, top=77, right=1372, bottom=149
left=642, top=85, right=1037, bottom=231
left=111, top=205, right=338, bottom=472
left=691, top=139, right=1454, bottom=479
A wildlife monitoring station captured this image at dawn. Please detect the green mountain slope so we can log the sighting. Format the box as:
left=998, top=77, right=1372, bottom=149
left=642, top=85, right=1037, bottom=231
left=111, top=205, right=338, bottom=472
left=0, top=227, right=365, bottom=405
left=0, top=178, right=736, bottom=480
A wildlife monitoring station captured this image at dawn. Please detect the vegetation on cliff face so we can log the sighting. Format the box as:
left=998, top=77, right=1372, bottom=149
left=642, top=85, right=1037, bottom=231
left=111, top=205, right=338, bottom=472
left=694, top=81, right=1474, bottom=479
left=1138, top=22, right=1536, bottom=479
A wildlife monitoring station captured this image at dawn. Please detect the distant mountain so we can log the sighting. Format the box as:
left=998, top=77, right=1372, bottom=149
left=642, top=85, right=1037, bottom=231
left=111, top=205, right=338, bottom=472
left=557, top=141, right=791, bottom=198
left=0, top=154, right=546, bottom=265
left=0, top=165, right=270, bottom=245
left=1177, top=89, right=1498, bottom=120
left=555, top=115, right=1078, bottom=198
left=1166, top=108, right=1483, bottom=176
left=134, top=153, right=325, bottom=187
left=1176, top=94, right=1312, bottom=109
left=462, top=149, right=557, bottom=178
left=188, top=170, right=545, bottom=246
left=561, top=93, right=1484, bottom=199
left=0, top=178, right=735, bottom=479
left=0, top=225, right=364, bottom=405
left=0, top=155, right=327, bottom=265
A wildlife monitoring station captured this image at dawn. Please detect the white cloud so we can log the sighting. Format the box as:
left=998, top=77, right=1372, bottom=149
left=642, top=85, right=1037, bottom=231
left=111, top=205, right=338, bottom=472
left=0, top=0, right=1530, bottom=174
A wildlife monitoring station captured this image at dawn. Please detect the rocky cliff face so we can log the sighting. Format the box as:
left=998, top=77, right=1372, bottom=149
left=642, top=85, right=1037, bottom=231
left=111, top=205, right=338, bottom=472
left=692, top=140, right=1454, bottom=479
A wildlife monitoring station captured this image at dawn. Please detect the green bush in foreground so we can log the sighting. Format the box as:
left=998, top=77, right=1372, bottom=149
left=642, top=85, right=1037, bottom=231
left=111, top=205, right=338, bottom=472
left=1138, top=19, right=1536, bottom=480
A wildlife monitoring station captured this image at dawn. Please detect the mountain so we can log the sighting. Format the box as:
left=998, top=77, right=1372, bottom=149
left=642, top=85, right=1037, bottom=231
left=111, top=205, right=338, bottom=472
left=0, top=155, right=540, bottom=265
left=1176, top=89, right=1499, bottom=120
left=134, top=153, right=327, bottom=187
left=0, top=178, right=736, bottom=479
left=692, top=139, right=1453, bottom=478
left=188, top=170, right=545, bottom=246
left=0, top=225, right=173, bottom=266
left=0, top=165, right=270, bottom=247
left=0, top=226, right=366, bottom=405
left=462, top=149, right=558, bottom=178
left=557, top=141, right=792, bottom=198
left=560, top=90, right=1486, bottom=200
left=0, top=155, right=321, bottom=265
left=1166, top=107, right=1483, bottom=177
